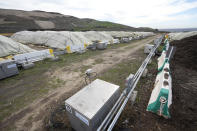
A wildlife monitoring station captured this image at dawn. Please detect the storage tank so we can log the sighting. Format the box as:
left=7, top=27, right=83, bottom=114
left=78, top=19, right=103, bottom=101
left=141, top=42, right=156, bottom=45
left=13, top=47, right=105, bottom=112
left=65, top=79, right=120, bottom=131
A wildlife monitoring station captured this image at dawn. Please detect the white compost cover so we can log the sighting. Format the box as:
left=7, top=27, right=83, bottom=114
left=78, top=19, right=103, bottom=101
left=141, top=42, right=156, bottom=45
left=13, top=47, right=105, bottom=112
left=103, top=31, right=154, bottom=38
left=0, top=35, right=35, bottom=57
left=11, top=31, right=91, bottom=52
left=12, top=31, right=58, bottom=46
left=103, top=31, right=135, bottom=37
left=168, top=31, right=197, bottom=41
left=83, top=31, right=113, bottom=44
left=11, top=31, right=155, bottom=53
left=59, top=31, right=92, bottom=52
left=134, top=32, right=155, bottom=37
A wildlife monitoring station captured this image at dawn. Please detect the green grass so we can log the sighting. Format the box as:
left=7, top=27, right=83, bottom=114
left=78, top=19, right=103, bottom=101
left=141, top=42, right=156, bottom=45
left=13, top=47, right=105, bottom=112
left=98, top=50, right=146, bottom=89
left=134, top=54, right=158, bottom=104
left=0, top=49, right=111, bottom=85
left=98, top=48, right=158, bottom=105
left=94, top=58, right=104, bottom=64
left=0, top=74, right=65, bottom=121
left=73, top=21, right=130, bottom=31
left=80, top=65, right=92, bottom=73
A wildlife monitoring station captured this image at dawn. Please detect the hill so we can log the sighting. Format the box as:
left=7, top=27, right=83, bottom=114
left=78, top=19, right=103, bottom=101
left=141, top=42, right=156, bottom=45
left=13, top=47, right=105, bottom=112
left=0, top=8, right=157, bottom=33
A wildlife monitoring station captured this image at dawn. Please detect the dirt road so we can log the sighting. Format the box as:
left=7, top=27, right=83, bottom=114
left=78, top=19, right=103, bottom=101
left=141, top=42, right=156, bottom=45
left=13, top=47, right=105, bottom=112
left=0, top=35, right=160, bottom=130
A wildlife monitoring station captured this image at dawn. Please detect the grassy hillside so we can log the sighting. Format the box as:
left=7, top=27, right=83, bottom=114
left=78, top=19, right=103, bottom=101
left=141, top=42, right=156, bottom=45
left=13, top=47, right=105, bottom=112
left=0, top=9, right=157, bottom=33
left=73, top=19, right=137, bottom=31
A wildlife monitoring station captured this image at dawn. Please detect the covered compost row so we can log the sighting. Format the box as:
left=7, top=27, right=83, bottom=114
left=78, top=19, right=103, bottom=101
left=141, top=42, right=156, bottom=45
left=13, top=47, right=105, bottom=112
left=0, top=35, right=35, bottom=58
left=10, top=31, right=154, bottom=54
left=1, top=31, right=154, bottom=58
left=168, top=31, right=197, bottom=41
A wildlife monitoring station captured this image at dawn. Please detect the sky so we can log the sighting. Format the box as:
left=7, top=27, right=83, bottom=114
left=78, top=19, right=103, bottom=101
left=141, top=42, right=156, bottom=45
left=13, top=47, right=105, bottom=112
left=0, top=0, right=197, bottom=29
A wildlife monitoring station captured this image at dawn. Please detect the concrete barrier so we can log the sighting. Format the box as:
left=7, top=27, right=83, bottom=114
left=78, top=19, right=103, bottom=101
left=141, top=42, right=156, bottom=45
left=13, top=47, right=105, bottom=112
left=157, top=51, right=168, bottom=72
left=147, top=59, right=172, bottom=118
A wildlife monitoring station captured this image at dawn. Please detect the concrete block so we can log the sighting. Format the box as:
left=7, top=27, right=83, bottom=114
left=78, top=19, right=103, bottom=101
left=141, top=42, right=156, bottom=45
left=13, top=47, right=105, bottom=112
left=142, top=68, right=148, bottom=77
left=125, top=73, right=134, bottom=87
left=130, top=90, right=138, bottom=105
left=144, top=44, right=154, bottom=54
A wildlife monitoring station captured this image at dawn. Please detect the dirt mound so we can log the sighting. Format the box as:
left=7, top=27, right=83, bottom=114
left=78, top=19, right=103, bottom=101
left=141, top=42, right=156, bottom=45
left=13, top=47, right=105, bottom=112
left=170, top=35, right=197, bottom=130
left=171, top=35, right=197, bottom=70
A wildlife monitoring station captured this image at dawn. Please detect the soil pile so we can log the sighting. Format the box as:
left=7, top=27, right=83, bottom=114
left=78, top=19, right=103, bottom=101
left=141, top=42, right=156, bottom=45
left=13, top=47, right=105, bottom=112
left=170, top=35, right=197, bottom=130
left=171, top=35, right=197, bottom=70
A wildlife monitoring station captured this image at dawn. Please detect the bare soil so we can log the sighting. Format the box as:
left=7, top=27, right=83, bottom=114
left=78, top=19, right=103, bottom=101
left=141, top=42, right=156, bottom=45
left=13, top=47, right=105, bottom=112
left=0, top=35, right=159, bottom=131
left=170, top=35, right=197, bottom=130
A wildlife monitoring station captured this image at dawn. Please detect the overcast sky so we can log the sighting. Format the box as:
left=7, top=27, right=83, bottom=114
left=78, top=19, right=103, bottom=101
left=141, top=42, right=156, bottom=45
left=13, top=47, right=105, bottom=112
left=0, top=0, right=197, bottom=29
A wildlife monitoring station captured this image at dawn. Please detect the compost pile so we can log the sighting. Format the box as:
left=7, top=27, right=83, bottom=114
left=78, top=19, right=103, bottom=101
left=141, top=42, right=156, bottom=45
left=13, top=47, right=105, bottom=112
left=0, top=35, right=35, bottom=57
left=169, top=31, right=197, bottom=41
left=171, top=35, right=197, bottom=70
left=170, top=35, right=197, bottom=130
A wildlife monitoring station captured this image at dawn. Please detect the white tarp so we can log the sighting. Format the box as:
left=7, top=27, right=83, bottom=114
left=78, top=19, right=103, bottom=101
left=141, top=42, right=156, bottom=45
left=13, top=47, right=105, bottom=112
left=0, top=35, right=35, bottom=57
left=168, top=31, right=197, bottom=41
left=11, top=31, right=92, bottom=53
left=103, top=31, right=154, bottom=39
left=11, top=31, right=114, bottom=52
left=134, top=32, right=155, bottom=38
left=59, top=31, right=92, bottom=52
left=103, top=31, right=136, bottom=38
left=11, top=31, right=155, bottom=53
left=83, top=31, right=113, bottom=44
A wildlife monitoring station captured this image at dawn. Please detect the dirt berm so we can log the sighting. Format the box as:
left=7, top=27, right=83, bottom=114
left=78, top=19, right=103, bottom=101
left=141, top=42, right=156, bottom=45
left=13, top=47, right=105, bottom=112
left=170, top=35, right=197, bottom=130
